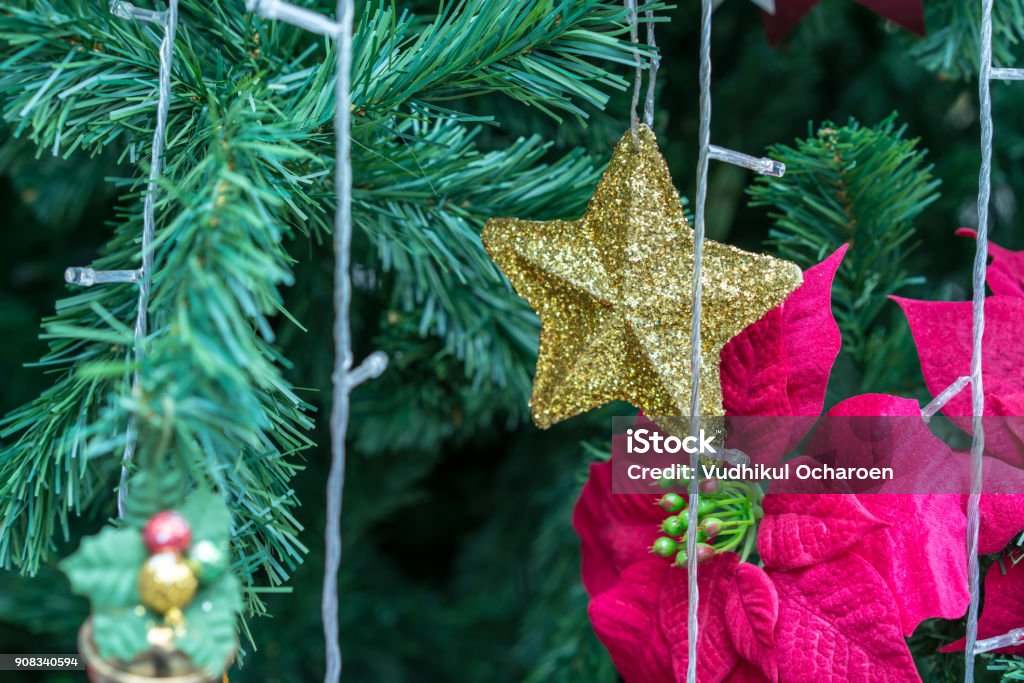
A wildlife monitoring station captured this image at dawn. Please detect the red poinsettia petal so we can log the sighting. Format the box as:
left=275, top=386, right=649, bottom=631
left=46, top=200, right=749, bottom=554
left=587, top=559, right=676, bottom=683
left=772, top=554, right=921, bottom=682
left=808, top=393, right=1024, bottom=553
left=721, top=246, right=846, bottom=464
left=720, top=304, right=789, bottom=417
left=854, top=0, right=925, bottom=35
left=956, top=228, right=1024, bottom=299
left=895, top=295, right=1024, bottom=418
left=943, top=560, right=1024, bottom=656
left=758, top=495, right=887, bottom=571
left=979, top=494, right=1024, bottom=554
left=660, top=553, right=742, bottom=683
left=588, top=555, right=743, bottom=683
left=726, top=562, right=780, bottom=682
left=783, top=394, right=932, bottom=495
left=894, top=295, right=1024, bottom=466
left=803, top=395, right=972, bottom=632
left=762, top=0, right=819, bottom=46
left=781, top=245, right=848, bottom=417
left=574, top=461, right=665, bottom=596
left=722, top=245, right=846, bottom=419
left=855, top=495, right=969, bottom=636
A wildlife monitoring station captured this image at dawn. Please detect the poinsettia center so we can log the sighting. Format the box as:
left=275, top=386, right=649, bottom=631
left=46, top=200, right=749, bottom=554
left=650, top=479, right=761, bottom=567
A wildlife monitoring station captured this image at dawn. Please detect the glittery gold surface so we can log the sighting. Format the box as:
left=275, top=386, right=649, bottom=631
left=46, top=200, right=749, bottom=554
left=482, top=125, right=802, bottom=429
left=138, top=551, right=198, bottom=615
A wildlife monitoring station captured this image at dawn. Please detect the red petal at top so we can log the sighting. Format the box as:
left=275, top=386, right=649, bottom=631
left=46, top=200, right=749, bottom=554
left=763, top=0, right=924, bottom=46
left=957, top=228, right=1024, bottom=299
left=721, top=246, right=846, bottom=464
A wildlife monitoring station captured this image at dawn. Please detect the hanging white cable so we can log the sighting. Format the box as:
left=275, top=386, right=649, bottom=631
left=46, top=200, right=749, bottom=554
left=965, top=0, right=995, bottom=677
left=246, top=2, right=388, bottom=680
left=685, top=0, right=715, bottom=678
left=101, top=0, right=180, bottom=518
left=324, top=1, right=357, bottom=680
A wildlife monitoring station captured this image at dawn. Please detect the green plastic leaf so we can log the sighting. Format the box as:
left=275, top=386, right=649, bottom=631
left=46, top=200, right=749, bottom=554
left=59, top=527, right=145, bottom=610
left=179, top=489, right=232, bottom=546
left=92, top=609, right=151, bottom=663
left=175, top=573, right=243, bottom=674
left=121, top=469, right=191, bottom=529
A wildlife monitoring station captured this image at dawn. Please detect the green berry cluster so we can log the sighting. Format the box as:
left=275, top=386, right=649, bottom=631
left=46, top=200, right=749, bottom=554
left=649, top=480, right=761, bottom=568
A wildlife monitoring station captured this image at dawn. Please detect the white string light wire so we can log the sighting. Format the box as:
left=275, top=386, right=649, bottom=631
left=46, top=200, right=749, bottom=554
left=246, top=2, right=387, bottom=680
left=965, top=0, right=995, bottom=676
left=626, top=0, right=788, bottom=677
left=65, top=0, right=180, bottom=517
left=685, top=0, right=715, bottom=677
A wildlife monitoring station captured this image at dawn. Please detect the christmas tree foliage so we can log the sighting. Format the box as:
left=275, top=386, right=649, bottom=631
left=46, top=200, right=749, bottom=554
left=1, top=0, right=1024, bottom=681
left=749, top=116, right=940, bottom=394
left=0, top=0, right=664, bottom=578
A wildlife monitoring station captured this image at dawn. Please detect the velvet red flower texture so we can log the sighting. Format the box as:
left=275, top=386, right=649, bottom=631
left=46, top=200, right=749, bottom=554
left=892, top=233, right=1024, bottom=551
left=896, top=231, right=1024, bottom=657
left=575, top=241, right=1024, bottom=681
left=718, top=245, right=847, bottom=466
left=576, top=248, right=853, bottom=681
left=578, top=397, right=1024, bottom=682
left=894, top=231, right=1024, bottom=466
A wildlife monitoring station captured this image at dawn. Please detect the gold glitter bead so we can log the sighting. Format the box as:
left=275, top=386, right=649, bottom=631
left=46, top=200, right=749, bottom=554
left=138, top=552, right=198, bottom=615
left=482, top=125, right=802, bottom=428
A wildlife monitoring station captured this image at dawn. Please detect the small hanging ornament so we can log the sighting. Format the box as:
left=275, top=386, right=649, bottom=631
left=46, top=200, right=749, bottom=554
left=482, top=125, right=802, bottom=428
left=186, top=540, right=229, bottom=583
left=138, top=551, right=198, bottom=615
left=143, top=511, right=192, bottom=554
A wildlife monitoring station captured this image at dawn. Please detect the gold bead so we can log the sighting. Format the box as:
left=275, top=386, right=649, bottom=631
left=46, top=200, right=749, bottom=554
left=138, top=552, right=198, bottom=614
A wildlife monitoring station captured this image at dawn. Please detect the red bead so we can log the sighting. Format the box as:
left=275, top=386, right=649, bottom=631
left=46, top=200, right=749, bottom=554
left=143, top=511, right=192, bottom=554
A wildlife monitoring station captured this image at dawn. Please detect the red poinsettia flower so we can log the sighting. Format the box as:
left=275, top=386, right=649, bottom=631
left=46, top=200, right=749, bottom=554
left=575, top=241, right=1024, bottom=681
left=576, top=247, right=851, bottom=681
left=578, top=396, right=1024, bottom=681
left=895, top=231, right=1024, bottom=656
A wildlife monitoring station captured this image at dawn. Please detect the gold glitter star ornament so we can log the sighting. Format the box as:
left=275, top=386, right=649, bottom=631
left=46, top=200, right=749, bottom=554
left=482, top=125, right=802, bottom=429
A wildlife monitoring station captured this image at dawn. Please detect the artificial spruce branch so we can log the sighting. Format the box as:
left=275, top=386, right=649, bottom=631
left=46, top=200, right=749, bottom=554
left=748, top=115, right=940, bottom=392
left=0, top=0, right=663, bottom=612
left=906, top=0, right=1024, bottom=81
